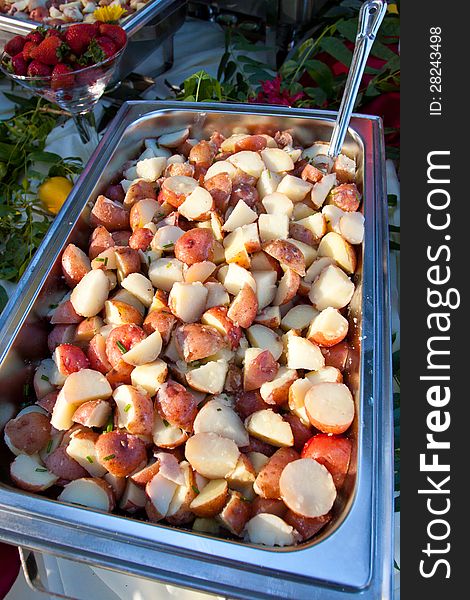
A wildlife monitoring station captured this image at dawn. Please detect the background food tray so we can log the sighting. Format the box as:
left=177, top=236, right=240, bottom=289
left=0, top=101, right=393, bottom=599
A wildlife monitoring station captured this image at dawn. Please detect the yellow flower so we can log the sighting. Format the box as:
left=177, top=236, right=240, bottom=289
left=38, top=176, right=73, bottom=215
left=93, top=5, right=126, bottom=23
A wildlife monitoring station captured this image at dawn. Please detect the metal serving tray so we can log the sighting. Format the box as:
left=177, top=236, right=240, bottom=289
left=0, top=101, right=393, bottom=599
left=0, top=0, right=187, bottom=79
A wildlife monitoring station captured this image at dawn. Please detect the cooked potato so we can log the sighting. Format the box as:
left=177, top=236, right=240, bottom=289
left=245, top=513, right=296, bottom=546
left=287, top=378, right=313, bottom=426
left=254, top=306, right=281, bottom=329
left=276, top=174, right=312, bottom=202
left=156, top=380, right=198, bottom=431
left=186, top=360, right=228, bottom=395
left=44, top=445, right=89, bottom=481
left=136, top=157, right=167, bottom=182
left=145, top=473, right=179, bottom=522
left=286, top=335, right=325, bottom=371
left=283, top=413, right=312, bottom=452
left=175, top=323, right=226, bottom=362
left=309, top=264, right=355, bottom=311
left=257, top=169, right=281, bottom=199
left=123, top=179, right=157, bottom=209
left=50, top=299, right=82, bottom=325
left=90, top=195, right=130, bottom=231
left=190, top=479, right=228, bottom=517
left=70, top=269, right=109, bottom=317
left=148, top=258, right=184, bottom=292
left=227, top=284, right=258, bottom=329
left=169, top=282, right=208, bottom=323
left=339, top=211, right=365, bottom=245
left=301, top=433, right=352, bottom=489
left=223, top=227, right=250, bottom=269
left=245, top=410, right=293, bottom=447
left=310, top=173, right=336, bottom=209
left=273, top=269, right=300, bottom=307
left=4, top=412, right=51, bottom=455
left=129, top=198, right=159, bottom=231
left=222, top=263, right=256, bottom=295
left=95, top=430, right=147, bottom=477
left=185, top=432, right=240, bottom=479
left=66, top=428, right=106, bottom=476
left=113, top=385, right=153, bottom=435
left=258, top=214, right=289, bottom=243
left=307, top=307, right=349, bottom=347
left=121, top=330, right=162, bottom=366
left=205, top=160, right=237, bottom=180
left=61, top=244, right=91, bottom=288
left=306, top=366, right=343, bottom=385
left=158, top=128, right=190, bottom=148
left=88, top=226, right=115, bottom=260
left=160, top=176, right=198, bottom=208
left=166, top=461, right=197, bottom=526
left=203, top=282, right=230, bottom=310
left=192, top=517, right=221, bottom=534
left=119, top=273, right=154, bottom=308
left=243, top=348, right=278, bottom=392
left=72, top=399, right=111, bottom=428
left=86, top=334, right=112, bottom=375
left=62, top=369, right=113, bottom=407
left=223, top=200, right=258, bottom=232
left=247, top=452, right=270, bottom=475
left=263, top=240, right=305, bottom=276
left=217, top=490, right=252, bottom=536
left=130, top=460, right=160, bottom=488
left=295, top=213, right=327, bottom=244
left=104, top=300, right=143, bottom=327
left=174, top=228, right=214, bottom=266
left=259, top=368, right=298, bottom=406
left=253, top=447, right=299, bottom=499
left=74, top=316, right=103, bottom=344
left=304, top=257, right=336, bottom=285
left=105, top=324, right=146, bottom=368
left=194, top=399, right=249, bottom=447
left=184, top=261, right=216, bottom=283
left=201, top=307, right=242, bottom=350
left=228, top=151, right=264, bottom=179
left=261, top=148, right=294, bottom=173
left=261, top=192, right=293, bottom=217
left=317, top=232, right=356, bottom=275
left=304, top=382, right=354, bottom=434
left=53, top=343, right=90, bottom=376
left=179, top=186, right=214, bottom=221
left=234, top=390, right=271, bottom=421
left=279, top=458, right=336, bottom=518
left=58, top=477, right=115, bottom=512
left=287, top=238, right=317, bottom=267
left=328, top=183, right=361, bottom=212
left=246, top=325, right=283, bottom=361
left=152, top=416, right=188, bottom=450
left=322, top=204, right=345, bottom=234
left=284, top=510, right=331, bottom=542
left=9, top=453, right=58, bottom=492
left=130, top=359, right=168, bottom=396
left=251, top=497, right=287, bottom=519
left=280, top=305, right=317, bottom=332
left=251, top=271, right=277, bottom=311
left=47, top=325, right=76, bottom=354
left=118, top=479, right=147, bottom=513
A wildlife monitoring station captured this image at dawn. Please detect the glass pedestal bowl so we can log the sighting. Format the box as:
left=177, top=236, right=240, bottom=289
left=0, top=43, right=127, bottom=146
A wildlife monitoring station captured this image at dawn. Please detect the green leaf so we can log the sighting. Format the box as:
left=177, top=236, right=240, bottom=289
left=306, top=59, right=334, bottom=95
left=0, top=285, right=8, bottom=313
left=320, top=37, right=353, bottom=67
left=336, top=18, right=358, bottom=42
left=27, top=151, right=62, bottom=164
left=304, top=87, right=327, bottom=106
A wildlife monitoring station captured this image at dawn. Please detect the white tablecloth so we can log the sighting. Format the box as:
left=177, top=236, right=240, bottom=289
left=2, top=16, right=401, bottom=600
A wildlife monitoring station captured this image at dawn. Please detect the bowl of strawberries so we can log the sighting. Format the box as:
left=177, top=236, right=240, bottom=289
left=0, top=22, right=127, bottom=144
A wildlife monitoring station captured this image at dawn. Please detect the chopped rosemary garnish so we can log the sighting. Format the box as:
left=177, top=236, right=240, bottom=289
left=35, top=468, right=47, bottom=472
left=162, top=419, right=169, bottom=427
left=86, top=455, right=94, bottom=464
left=46, top=440, right=53, bottom=453
left=103, top=454, right=115, bottom=461
left=95, top=257, right=106, bottom=262
left=162, top=243, right=174, bottom=249
left=148, top=255, right=152, bottom=265
left=41, top=374, right=50, bottom=382
left=192, top=485, right=199, bottom=495
left=116, top=340, right=127, bottom=354
left=124, top=403, right=132, bottom=412
left=216, top=408, right=222, bottom=412
left=49, top=303, right=58, bottom=309
left=106, top=419, right=113, bottom=433
left=165, top=262, right=172, bottom=269
left=23, top=383, right=30, bottom=397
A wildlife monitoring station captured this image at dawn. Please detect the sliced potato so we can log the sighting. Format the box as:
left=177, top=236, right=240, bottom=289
left=113, top=385, right=153, bottom=435
left=247, top=452, right=270, bottom=475
left=246, top=325, right=283, bottom=361
left=121, top=330, right=162, bottom=366
left=204, top=281, right=230, bottom=309
left=50, top=389, right=77, bottom=431
left=322, top=204, right=344, bottom=234
left=61, top=369, right=113, bottom=406
left=223, top=200, right=258, bottom=231
left=253, top=447, right=299, bottom=499
left=339, top=211, right=365, bottom=245
left=304, top=257, right=336, bottom=284
left=136, top=157, right=167, bottom=181
left=258, top=214, right=289, bottom=243
left=273, top=269, right=300, bottom=307
left=309, top=265, right=355, bottom=311
left=190, top=478, right=228, bottom=517
left=295, top=213, right=327, bottom=243
left=70, top=269, right=109, bottom=317
left=245, top=513, right=296, bottom=547
left=223, top=227, right=250, bottom=269
left=72, top=399, right=111, bottom=429
left=185, top=432, right=240, bottom=479
left=158, top=128, right=190, bottom=148
left=186, top=360, right=228, bottom=395
left=168, top=282, right=208, bottom=323
left=228, top=151, right=265, bottom=179
left=257, top=169, right=281, bottom=199
left=261, top=148, right=294, bottom=173
left=261, top=192, right=293, bottom=217
left=263, top=240, right=306, bottom=277
left=304, top=382, right=354, bottom=434
left=310, top=173, right=336, bottom=209
left=287, top=378, right=313, bottom=425
left=119, top=479, right=147, bottom=513
left=307, top=307, right=349, bottom=347
left=317, top=232, right=356, bottom=275
left=243, top=348, right=278, bottom=391
left=306, top=366, right=343, bottom=385
left=287, top=238, right=317, bottom=267
left=217, top=490, right=251, bottom=536
left=193, top=399, right=249, bottom=447
left=251, top=270, right=277, bottom=311
left=58, top=478, right=115, bottom=512
left=10, top=454, right=58, bottom=492
left=166, top=461, right=197, bottom=525
left=145, top=472, right=179, bottom=521
left=66, top=430, right=106, bottom=477
left=281, top=304, right=318, bottom=332
left=223, top=263, right=256, bottom=295
left=152, top=414, right=188, bottom=448
left=254, top=306, right=281, bottom=329
left=130, top=359, right=168, bottom=396
left=276, top=174, right=312, bottom=202
left=205, top=160, right=237, bottom=180
left=184, top=261, right=216, bottom=283
left=279, top=458, right=336, bottom=518
left=245, top=410, right=293, bottom=447
left=148, top=258, right=184, bottom=292
left=179, top=186, right=214, bottom=221
left=286, top=335, right=325, bottom=371
left=151, top=225, right=184, bottom=252
left=259, top=367, right=298, bottom=406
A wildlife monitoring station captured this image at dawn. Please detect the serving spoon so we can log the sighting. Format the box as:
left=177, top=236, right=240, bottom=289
left=316, top=0, right=388, bottom=171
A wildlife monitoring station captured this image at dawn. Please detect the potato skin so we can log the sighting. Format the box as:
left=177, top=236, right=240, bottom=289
left=189, top=140, right=216, bottom=168
left=240, top=436, right=277, bottom=457
left=174, top=323, right=226, bottom=362
left=234, top=135, right=267, bottom=153
left=230, top=183, right=260, bottom=211
left=89, top=226, right=115, bottom=260
left=105, top=324, right=146, bottom=368
left=55, top=344, right=90, bottom=375
left=301, top=434, right=352, bottom=489
left=174, top=228, right=214, bottom=266
left=44, top=446, right=89, bottom=481
left=251, top=497, right=287, bottom=519
left=90, top=196, right=130, bottom=231
left=217, top=491, right=251, bottom=536
left=263, top=240, right=306, bottom=277
left=96, top=431, right=147, bottom=477
left=329, top=184, right=361, bottom=212
left=5, top=412, right=51, bottom=455
left=321, top=341, right=350, bottom=372
left=244, top=350, right=278, bottom=392
left=143, top=310, right=177, bottom=344
left=253, top=447, right=299, bottom=499
left=129, top=228, right=154, bottom=251
left=36, top=391, right=59, bottom=414
left=284, top=510, right=331, bottom=542
left=228, top=285, right=258, bottom=329
left=283, top=413, right=313, bottom=452
left=204, top=173, right=232, bottom=213
left=87, top=334, right=112, bottom=374
left=156, top=381, right=198, bottom=432
left=61, top=244, right=91, bottom=288
left=235, top=391, right=273, bottom=421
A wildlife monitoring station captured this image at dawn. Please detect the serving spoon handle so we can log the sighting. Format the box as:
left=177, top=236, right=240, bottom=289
left=327, top=0, right=388, bottom=161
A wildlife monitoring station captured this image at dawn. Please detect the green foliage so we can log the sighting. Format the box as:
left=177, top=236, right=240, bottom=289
left=0, top=94, right=82, bottom=294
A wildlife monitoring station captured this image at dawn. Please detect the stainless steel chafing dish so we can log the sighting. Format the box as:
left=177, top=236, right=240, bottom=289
left=0, top=0, right=187, bottom=79
left=0, top=101, right=393, bottom=599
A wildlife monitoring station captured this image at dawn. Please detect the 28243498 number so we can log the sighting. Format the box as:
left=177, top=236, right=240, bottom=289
left=429, top=27, right=442, bottom=94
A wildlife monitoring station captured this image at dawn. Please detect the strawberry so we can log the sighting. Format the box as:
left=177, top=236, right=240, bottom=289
left=27, top=60, right=52, bottom=77
left=46, top=28, right=64, bottom=40
left=96, top=36, right=117, bottom=59
left=5, top=35, right=26, bottom=57
left=22, top=41, right=38, bottom=61
left=26, top=31, right=44, bottom=44
left=51, top=63, right=75, bottom=90
left=30, top=37, right=68, bottom=66
left=11, top=53, right=28, bottom=76
left=65, top=24, right=97, bottom=55
left=98, top=24, right=127, bottom=49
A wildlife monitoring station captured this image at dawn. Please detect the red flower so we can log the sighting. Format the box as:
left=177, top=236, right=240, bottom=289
left=251, top=75, right=304, bottom=107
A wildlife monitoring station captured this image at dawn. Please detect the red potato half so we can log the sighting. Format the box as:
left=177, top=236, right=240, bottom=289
left=88, top=226, right=115, bottom=260
left=217, top=490, right=252, bottom=536
left=283, top=413, right=313, bottom=452
left=58, top=478, right=115, bottom=512
left=152, top=414, right=189, bottom=449
left=95, top=431, right=147, bottom=477
left=259, top=368, right=298, bottom=406
left=243, top=348, right=278, bottom=392
left=70, top=269, right=110, bottom=318
left=246, top=325, right=283, bottom=362
left=87, top=334, right=112, bottom=374
left=104, top=300, right=143, bottom=327
left=174, top=228, right=214, bottom=266
left=253, top=447, right=299, bottom=499
left=10, top=454, right=59, bottom=492
left=123, top=179, right=157, bottom=209
left=44, top=446, right=89, bottom=481
left=160, top=176, right=198, bottom=208
left=286, top=335, right=325, bottom=372
left=113, top=385, right=154, bottom=436
left=279, top=458, right=336, bottom=518
left=145, top=473, right=179, bottom=522
left=121, top=330, right=163, bottom=367
left=72, top=400, right=111, bottom=428
left=234, top=390, right=273, bottom=421
left=66, top=429, right=106, bottom=478
left=50, top=300, right=83, bottom=325
left=4, top=412, right=51, bottom=455
left=321, top=341, right=350, bottom=372
left=302, top=434, right=352, bottom=489
left=251, top=497, right=287, bottom=519
left=61, top=369, right=113, bottom=406
left=201, top=307, right=242, bottom=350
left=175, top=323, right=226, bottom=362
left=61, top=244, right=91, bottom=288
left=185, top=432, right=240, bottom=479
left=75, top=316, right=103, bottom=344
left=245, top=513, right=297, bottom=547
left=129, top=198, right=159, bottom=231
left=131, top=460, right=160, bottom=488
left=284, top=510, right=331, bottom=542
left=254, top=306, right=281, bottom=330
left=165, top=463, right=198, bottom=526
left=273, top=269, right=300, bottom=306
left=328, top=183, right=361, bottom=212
left=90, top=196, right=130, bottom=231
left=190, top=478, right=228, bottom=517
left=105, top=324, right=147, bottom=368
left=262, top=240, right=306, bottom=276
left=245, top=410, right=293, bottom=448
left=304, top=382, right=355, bottom=434
left=306, top=366, right=343, bottom=385
left=130, top=359, right=168, bottom=396
left=169, top=282, right=208, bottom=324
left=178, top=186, right=214, bottom=221
left=53, top=344, right=89, bottom=376
left=186, top=360, right=228, bottom=395
left=227, top=284, right=259, bottom=330
left=309, top=265, right=355, bottom=311
left=307, top=307, right=349, bottom=347
left=156, top=380, right=198, bottom=432
left=317, top=232, right=356, bottom=275
left=147, top=258, right=185, bottom=292
left=119, top=479, right=147, bottom=513
left=193, top=399, right=249, bottom=447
